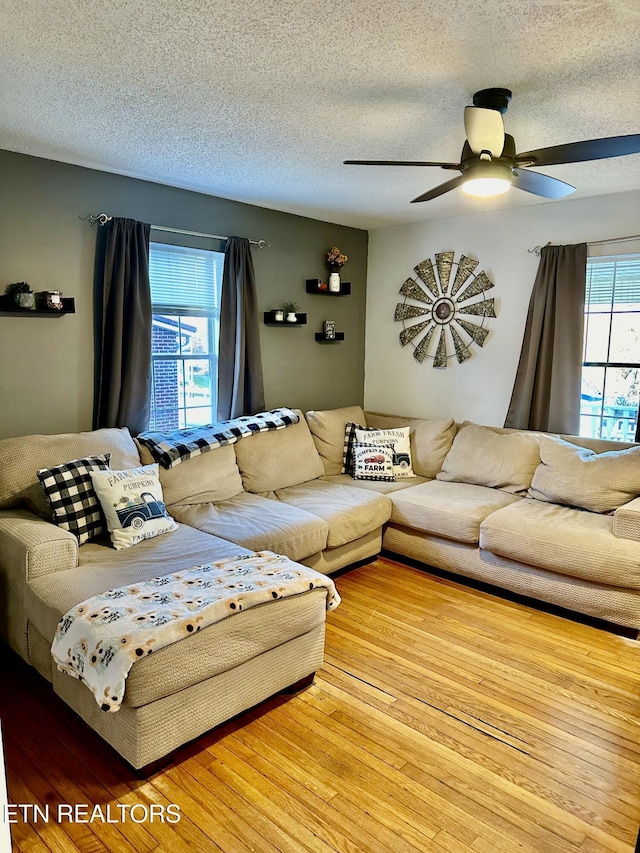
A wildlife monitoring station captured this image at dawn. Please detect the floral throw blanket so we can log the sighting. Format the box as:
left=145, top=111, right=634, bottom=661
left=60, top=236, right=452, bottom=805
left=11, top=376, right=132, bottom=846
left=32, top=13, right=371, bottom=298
left=50, top=551, right=340, bottom=712
left=137, top=407, right=300, bottom=468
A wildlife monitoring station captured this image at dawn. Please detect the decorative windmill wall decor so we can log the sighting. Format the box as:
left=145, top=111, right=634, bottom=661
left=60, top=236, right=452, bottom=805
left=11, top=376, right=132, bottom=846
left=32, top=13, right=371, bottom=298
left=395, top=251, right=497, bottom=368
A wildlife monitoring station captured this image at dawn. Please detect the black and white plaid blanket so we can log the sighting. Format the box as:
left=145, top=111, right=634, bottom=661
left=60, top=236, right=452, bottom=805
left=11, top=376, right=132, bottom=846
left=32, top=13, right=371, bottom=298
left=137, top=407, right=300, bottom=468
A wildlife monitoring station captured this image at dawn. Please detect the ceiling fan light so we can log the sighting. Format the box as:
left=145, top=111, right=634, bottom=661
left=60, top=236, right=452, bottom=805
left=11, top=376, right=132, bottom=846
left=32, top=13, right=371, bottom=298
left=461, top=162, right=513, bottom=197
left=462, top=176, right=512, bottom=197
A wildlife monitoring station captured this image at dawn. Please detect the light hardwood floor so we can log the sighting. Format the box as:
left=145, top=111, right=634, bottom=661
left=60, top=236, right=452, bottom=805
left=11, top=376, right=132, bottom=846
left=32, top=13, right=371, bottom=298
left=2, top=556, right=640, bottom=852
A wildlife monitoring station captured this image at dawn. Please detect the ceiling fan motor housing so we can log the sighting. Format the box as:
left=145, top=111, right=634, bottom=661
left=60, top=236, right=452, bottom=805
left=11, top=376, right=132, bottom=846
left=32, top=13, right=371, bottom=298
left=460, top=135, right=516, bottom=170
left=472, top=88, right=513, bottom=114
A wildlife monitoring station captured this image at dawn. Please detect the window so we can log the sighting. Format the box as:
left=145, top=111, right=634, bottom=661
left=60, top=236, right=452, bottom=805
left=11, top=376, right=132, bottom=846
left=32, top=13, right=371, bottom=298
left=148, top=242, right=224, bottom=431
left=580, top=254, right=640, bottom=442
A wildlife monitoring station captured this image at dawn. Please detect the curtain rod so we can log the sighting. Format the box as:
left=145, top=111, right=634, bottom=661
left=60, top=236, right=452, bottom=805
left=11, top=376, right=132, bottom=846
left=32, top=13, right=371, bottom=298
left=85, top=213, right=270, bottom=249
left=528, top=234, right=640, bottom=256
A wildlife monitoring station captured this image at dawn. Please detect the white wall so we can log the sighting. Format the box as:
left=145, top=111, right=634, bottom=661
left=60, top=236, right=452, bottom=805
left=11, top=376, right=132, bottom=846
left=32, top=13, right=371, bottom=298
left=364, top=190, right=640, bottom=426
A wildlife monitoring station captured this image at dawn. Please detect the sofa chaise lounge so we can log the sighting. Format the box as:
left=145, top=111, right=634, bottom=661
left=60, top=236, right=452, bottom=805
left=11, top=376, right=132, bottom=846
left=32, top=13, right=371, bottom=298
left=0, top=415, right=391, bottom=768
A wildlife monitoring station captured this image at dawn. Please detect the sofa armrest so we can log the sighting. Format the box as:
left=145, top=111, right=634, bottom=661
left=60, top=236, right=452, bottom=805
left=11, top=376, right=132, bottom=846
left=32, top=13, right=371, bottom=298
left=613, top=498, right=640, bottom=541
left=0, top=509, right=78, bottom=580
left=0, top=509, right=78, bottom=660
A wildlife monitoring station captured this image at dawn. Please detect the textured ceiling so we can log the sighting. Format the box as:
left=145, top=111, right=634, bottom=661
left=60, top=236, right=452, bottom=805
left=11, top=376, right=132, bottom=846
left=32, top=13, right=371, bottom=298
left=1, top=0, right=639, bottom=229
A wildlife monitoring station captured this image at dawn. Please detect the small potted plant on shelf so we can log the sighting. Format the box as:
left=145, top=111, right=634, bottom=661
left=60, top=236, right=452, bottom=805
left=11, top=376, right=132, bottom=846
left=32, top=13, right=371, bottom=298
left=282, top=301, right=300, bottom=322
left=5, top=281, right=35, bottom=310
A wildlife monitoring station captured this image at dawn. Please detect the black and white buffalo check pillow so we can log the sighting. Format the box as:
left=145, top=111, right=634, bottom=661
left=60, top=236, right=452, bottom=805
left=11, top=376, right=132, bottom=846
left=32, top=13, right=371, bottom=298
left=37, top=455, right=111, bottom=545
left=342, top=421, right=367, bottom=476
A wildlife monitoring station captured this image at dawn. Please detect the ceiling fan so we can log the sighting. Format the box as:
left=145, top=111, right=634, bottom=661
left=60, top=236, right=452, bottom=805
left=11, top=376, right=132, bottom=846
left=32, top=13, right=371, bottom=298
left=344, top=88, right=640, bottom=203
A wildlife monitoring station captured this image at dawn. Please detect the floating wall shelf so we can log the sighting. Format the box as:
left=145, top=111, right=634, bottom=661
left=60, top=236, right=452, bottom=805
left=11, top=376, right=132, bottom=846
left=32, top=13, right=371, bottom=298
left=315, top=332, right=345, bottom=343
left=263, top=311, right=307, bottom=326
left=0, top=296, right=75, bottom=317
left=306, top=279, right=351, bottom=296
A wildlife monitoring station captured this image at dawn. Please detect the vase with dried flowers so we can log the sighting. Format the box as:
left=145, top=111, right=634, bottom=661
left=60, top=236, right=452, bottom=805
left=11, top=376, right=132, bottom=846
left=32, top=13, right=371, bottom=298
left=326, top=247, right=348, bottom=293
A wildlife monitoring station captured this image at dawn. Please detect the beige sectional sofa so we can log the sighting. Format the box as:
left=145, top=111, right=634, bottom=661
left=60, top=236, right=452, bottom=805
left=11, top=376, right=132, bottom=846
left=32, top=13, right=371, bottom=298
left=1, top=404, right=639, bottom=768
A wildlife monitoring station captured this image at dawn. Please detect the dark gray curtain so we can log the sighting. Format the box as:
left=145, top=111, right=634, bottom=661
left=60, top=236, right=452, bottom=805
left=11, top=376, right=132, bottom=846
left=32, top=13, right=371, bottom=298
left=504, top=243, right=587, bottom=434
left=93, top=217, right=152, bottom=435
left=217, top=236, right=265, bottom=419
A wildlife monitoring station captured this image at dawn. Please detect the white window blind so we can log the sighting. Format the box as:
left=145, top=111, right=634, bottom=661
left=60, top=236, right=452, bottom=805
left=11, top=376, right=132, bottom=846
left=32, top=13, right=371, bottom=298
left=586, top=255, right=640, bottom=307
left=148, top=241, right=224, bottom=431
left=149, top=242, right=223, bottom=310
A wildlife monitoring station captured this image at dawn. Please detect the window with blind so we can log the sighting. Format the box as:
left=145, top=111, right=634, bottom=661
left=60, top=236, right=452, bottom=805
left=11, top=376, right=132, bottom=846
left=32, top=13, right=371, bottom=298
left=580, top=254, right=640, bottom=442
left=148, top=242, right=224, bottom=431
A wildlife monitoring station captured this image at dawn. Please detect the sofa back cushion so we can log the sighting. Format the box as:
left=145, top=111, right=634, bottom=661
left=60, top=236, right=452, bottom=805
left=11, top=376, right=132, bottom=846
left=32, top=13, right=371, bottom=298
left=529, top=434, right=640, bottom=513
left=436, top=423, right=540, bottom=494
left=0, top=428, right=141, bottom=518
left=365, top=412, right=456, bottom=479
left=467, top=423, right=637, bottom=454
left=235, top=412, right=325, bottom=493
left=137, top=442, right=243, bottom=506
left=306, top=406, right=368, bottom=476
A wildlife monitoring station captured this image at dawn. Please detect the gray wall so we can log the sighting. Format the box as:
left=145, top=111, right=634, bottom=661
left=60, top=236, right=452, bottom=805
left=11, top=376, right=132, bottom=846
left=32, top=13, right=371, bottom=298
left=0, top=150, right=368, bottom=439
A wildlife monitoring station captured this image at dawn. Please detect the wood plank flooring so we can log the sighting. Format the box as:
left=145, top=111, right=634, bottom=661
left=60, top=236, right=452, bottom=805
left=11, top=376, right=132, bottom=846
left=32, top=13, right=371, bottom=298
left=2, top=556, right=640, bottom=852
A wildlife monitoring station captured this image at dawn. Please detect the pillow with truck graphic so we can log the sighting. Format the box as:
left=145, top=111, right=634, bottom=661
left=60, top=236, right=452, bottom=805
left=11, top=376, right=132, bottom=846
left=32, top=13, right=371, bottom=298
left=354, top=426, right=416, bottom=479
left=352, top=442, right=395, bottom=481
left=89, top=464, right=178, bottom=550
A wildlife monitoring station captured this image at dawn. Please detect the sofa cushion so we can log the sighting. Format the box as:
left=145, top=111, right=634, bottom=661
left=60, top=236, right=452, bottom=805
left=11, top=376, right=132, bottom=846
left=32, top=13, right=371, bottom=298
left=436, top=423, right=540, bottom=494
left=326, top=473, right=431, bottom=494
left=365, top=413, right=456, bottom=479
left=37, top=455, right=112, bottom=545
left=0, top=428, right=141, bottom=517
left=306, top=406, right=367, bottom=476
left=171, top=492, right=328, bottom=562
left=234, top=412, right=324, bottom=493
left=529, top=435, right=640, bottom=513
left=137, top=442, right=243, bottom=506
left=275, top=479, right=392, bottom=549
left=24, top=523, right=253, bottom=643
left=480, top=498, right=640, bottom=590
left=389, top=480, right=520, bottom=544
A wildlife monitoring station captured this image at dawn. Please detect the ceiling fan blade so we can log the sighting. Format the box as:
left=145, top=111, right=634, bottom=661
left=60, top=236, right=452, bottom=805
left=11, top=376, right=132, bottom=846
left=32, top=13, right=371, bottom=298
left=515, top=134, right=640, bottom=166
left=411, top=175, right=465, bottom=203
left=344, top=159, right=460, bottom=169
left=464, top=106, right=504, bottom=157
left=512, top=168, right=575, bottom=199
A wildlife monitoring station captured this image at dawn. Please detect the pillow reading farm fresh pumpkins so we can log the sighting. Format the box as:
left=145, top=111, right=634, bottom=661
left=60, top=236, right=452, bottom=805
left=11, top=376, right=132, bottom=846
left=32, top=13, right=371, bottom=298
left=354, top=426, right=415, bottom=479
left=90, top=464, right=178, bottom=550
